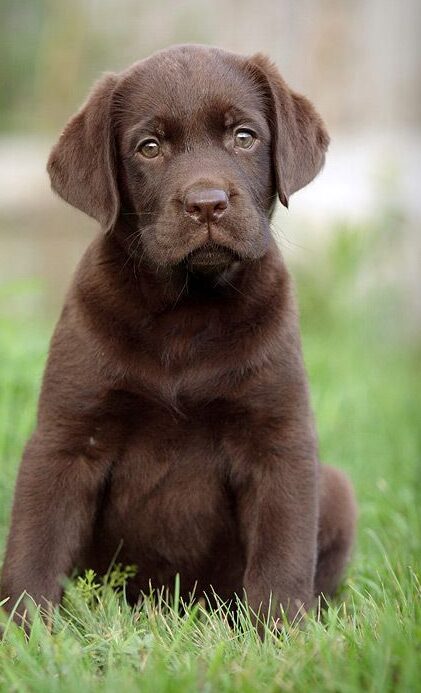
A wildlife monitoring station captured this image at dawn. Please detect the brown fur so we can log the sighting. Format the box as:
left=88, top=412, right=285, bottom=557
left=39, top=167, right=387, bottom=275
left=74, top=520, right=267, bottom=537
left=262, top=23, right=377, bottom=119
left=1, top=45, right=356, bottom=629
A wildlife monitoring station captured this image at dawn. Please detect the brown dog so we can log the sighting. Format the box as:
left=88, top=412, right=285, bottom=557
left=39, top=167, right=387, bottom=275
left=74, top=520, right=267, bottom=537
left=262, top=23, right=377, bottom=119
left=1, top=45, right=356, bottom=628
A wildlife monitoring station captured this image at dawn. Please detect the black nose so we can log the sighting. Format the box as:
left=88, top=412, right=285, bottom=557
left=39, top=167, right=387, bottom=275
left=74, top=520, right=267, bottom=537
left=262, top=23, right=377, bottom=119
left=184, top=188, right=228, bottom=224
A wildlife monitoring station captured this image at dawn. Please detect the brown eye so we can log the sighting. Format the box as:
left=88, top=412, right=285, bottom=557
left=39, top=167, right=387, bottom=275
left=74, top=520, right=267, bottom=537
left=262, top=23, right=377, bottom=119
left=234, top=128, right=256, bottom=149
left=137, top=138, right=160, bottom=158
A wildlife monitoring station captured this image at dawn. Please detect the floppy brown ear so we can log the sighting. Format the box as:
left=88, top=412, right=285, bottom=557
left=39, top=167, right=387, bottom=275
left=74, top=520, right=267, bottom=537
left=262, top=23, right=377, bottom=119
left=248, top=54, right=330, bottom=208
left=47, top=72, right=119, bottom=230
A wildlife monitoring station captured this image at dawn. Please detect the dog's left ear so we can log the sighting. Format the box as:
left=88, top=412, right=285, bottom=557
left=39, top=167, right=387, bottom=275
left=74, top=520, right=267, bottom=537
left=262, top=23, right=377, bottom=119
left=47, top=72, right=119, bottom=230
left=247, top=54, right=330, bottom=208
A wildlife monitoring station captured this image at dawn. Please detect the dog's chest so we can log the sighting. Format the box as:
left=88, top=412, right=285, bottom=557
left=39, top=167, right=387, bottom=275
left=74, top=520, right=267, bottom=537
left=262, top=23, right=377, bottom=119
left=93, top=407, right=238, bottom=565
left=114, top=305, right=264, bottom=407
left=143, top=304, right=224, bottom=365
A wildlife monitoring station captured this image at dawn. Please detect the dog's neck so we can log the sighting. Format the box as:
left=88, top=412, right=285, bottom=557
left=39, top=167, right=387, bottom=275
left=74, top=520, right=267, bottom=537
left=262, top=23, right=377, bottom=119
left=76, top=229, right=287, bottom=351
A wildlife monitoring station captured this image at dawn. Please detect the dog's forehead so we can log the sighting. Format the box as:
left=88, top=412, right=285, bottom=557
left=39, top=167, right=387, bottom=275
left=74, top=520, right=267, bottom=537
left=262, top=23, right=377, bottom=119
left=117, top=46, right=264, bottom=130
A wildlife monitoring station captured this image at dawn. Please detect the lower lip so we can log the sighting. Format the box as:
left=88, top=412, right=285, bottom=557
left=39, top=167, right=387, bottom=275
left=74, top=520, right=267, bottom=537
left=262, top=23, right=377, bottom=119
left=188, top=246, right=237, bottom=266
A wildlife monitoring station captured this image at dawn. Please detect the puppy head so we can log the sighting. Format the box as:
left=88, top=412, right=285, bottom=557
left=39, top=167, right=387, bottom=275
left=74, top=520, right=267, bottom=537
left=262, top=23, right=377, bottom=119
left=47, top=45, right=329, bottom=273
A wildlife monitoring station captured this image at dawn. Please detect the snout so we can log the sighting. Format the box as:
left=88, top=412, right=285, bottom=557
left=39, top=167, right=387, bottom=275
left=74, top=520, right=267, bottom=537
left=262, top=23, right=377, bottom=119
left=184, top=188, right=228, bottom=225
left=142, top=171, right=271, bottom=270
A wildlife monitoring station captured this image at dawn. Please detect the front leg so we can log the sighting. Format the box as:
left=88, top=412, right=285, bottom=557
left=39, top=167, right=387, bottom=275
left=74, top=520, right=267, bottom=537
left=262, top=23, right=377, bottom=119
left=235, top=431, right=319, bottom=627
left=0, top=430, right=112, bottom=622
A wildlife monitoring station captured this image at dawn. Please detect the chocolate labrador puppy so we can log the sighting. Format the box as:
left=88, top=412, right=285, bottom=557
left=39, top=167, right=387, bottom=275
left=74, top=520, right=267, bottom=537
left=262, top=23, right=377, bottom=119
left=1, top=45, right=356, bottom=628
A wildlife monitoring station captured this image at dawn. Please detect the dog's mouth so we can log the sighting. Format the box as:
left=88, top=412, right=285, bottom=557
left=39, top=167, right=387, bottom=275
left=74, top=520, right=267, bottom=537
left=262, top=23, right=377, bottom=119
left=185, top=243, right=241, bottom=272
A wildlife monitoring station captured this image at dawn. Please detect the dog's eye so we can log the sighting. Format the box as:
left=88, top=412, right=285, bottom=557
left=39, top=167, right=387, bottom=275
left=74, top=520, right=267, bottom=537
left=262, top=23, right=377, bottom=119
left=234, top=128, right=256, bottom=149
left=137, top=138, right=160, bottom=159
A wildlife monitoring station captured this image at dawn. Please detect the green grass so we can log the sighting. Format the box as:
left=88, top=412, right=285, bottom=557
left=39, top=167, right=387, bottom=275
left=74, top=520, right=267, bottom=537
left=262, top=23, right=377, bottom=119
left=0, top=222, right=420, bottom=691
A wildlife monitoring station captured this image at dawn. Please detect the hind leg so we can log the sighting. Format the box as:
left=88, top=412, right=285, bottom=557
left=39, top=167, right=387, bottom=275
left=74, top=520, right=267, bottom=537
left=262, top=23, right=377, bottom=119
left=315, top=465, right=357, bottom=598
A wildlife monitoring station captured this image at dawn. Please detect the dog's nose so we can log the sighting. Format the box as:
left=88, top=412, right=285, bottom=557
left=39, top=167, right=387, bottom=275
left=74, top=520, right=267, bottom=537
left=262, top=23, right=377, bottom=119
left=184, top=188, right=228, bottom=224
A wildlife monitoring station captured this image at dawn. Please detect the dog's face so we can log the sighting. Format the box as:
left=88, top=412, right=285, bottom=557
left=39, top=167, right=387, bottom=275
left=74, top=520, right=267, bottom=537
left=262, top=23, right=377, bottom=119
left=115, top=48, right=274, bottom=271
left=47, top=45, right=329, bottom=274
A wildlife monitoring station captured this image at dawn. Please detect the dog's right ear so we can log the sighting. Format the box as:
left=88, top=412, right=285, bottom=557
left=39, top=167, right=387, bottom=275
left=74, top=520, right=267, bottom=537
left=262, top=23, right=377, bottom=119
left=247, top=54, right=329, bottom=208
left=47, top=73, right=119, bottom=231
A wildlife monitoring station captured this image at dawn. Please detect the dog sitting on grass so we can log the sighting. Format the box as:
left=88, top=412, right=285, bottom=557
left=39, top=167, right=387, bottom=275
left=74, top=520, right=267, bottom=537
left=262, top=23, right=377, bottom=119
left=1, top=44, right=357, bottom=631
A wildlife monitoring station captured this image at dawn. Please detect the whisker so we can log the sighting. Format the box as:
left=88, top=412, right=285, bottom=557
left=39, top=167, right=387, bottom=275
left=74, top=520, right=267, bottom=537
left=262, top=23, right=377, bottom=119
left=172, top=270, right=189, bottom=308
left=222, top=277, right=247, bottom=299
left=271, top=222, right=309, bottom=252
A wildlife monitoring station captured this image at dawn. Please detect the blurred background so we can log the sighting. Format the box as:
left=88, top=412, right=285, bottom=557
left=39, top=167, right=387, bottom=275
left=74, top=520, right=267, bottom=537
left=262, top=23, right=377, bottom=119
left=0, top=0, right=420, bottom=611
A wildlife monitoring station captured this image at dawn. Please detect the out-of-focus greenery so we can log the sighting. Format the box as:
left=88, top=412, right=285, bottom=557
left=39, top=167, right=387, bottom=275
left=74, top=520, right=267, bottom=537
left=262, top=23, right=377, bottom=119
left=0, top=0, right=212, bottom=133
left=0, top=1, right=113, bottom=132
left=0, top=221, right=420, bottom=691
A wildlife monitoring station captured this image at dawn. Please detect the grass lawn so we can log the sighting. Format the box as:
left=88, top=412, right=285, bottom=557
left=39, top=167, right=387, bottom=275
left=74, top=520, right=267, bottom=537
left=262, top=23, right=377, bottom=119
left=0, top=221, right=420, bottom=691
